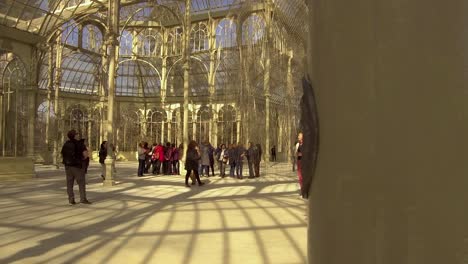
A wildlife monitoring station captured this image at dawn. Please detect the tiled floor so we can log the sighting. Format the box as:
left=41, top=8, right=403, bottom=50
left=0, top=162, right=307, bottom=264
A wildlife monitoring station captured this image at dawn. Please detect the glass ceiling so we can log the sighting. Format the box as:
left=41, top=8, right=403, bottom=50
left=0, top=0, right=307, bottom=38
left=2, top=0, right=307, bottom=102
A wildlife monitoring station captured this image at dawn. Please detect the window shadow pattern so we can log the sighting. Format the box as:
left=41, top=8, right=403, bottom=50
left=0, top=162, right=306, bottom=264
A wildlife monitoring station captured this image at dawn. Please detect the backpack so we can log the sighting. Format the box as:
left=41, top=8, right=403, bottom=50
left=61, top=140, right=82, bottom=167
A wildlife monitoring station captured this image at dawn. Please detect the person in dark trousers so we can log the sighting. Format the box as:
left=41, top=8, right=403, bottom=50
left=228, top=143, right=237, bottom=177
left=217, top=144, right=227, bottom=177
left=271, top=145, right=276, bottom=162
left=255, top=144, right=262, bottom=177
left=143, top=142, right=151, bottom=173
left=171, top=143, right=180, bottom=175
left=247, top=142, right=260, bottom=178
left=235, top=142, right=246, bottom=179
left=137, top=142, right=147, bottom=176
left=61, top=129, right=91, bottom=205
left=184, top=140, right=204, bottom=187
left=151, top=143, right=159, bottom=175
left=164, top=142, right=172, bottom=174
left=296, top=132, right=304, bottom=194
left=208, top=144, right=215, bottom=176
left=98, top=141, right=107, bottom=180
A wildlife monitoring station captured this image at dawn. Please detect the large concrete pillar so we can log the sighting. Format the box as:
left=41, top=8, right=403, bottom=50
left=182, top=0, right=191, bottom=156
left=306, top=0, right=468, bottom=263
left=53, top=33, right=63, bottom=167
left=45, top=43, right=53, bottom=154
left=103, top=0, right=120, bottom=186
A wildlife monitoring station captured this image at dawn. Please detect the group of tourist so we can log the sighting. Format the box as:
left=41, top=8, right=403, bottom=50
left=182, top=140, right=264, bottom=187
left=134, top=139, right=264, bottom=187
left=137, top=142, right=181, bottom=177
left=61, top=128, right=305, bottom=204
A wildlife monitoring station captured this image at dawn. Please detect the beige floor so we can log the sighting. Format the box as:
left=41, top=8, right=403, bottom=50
left=0, top=162, right=307, bottom=264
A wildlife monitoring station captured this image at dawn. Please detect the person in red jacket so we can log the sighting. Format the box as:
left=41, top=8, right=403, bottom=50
left=155, top=143, right=165, bottom=174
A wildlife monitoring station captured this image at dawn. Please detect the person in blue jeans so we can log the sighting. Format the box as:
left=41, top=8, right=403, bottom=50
left=137, top=142, right=147, bottom=176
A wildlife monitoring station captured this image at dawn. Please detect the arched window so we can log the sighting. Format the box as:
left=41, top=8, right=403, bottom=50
left=218, top=105, right=237, bottom=145
left=116, top=60, right=161, bottom=97
left=242, top=14, right=266, bottom=45
left=167, top=27, right=183, bottom=56
left=137, top=29, right=163, bottom=57
left=0, top=52, right=27, bottom=156
left=37, top=101, right=54, bottom=124
left=82, top=24, right=103, bottom=53
left=117, top=107, right=141, bottom=152
left=147, top=108, right=167, bottom=144
left=189, top=59, right=209, bottom=96
left=61, top=53, right=99, bottom=94
left=191, top=22, right=208, bottom=52
left=62, top=21, right=79, bottom=46
left=120, top=30, right=133, bottom=56
left=196, top=106, right=212, bottom=143
left=216, top=19, right=237, bottom=48
left=64, top=105, right=88, bottom=137
left=35, top=101, right=54, bottom=152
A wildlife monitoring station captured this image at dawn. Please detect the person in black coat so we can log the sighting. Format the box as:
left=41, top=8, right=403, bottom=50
left=247, top=142, right=260, bottom=178
left=255, top=144, right=262, bottom=177
left=184, top=140, right=204, bottom=187
left=61, top=130, right=91, bottom=205
left=98, top=141, right=107, bottom=180
left=271, top=145, right=276, bottom=162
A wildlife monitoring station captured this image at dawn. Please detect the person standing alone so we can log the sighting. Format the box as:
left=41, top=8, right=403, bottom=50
left=99, top=141, right=107, bottom=180
left=296, top=132, right=304, bottom=196
left=61, top=130, right=91, bottom=205
left=271, top=145, right=276, bottom=162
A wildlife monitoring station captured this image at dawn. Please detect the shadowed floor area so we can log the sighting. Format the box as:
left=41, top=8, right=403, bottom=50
left=0, top=162, right=307, bottom=264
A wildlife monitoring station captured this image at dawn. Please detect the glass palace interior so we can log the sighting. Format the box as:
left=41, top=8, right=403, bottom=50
left=0, top=0, right=308, bottom=165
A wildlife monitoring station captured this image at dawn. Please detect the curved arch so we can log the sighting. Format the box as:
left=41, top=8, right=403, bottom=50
left=120, top=29, right=133, bottom=56
left=135, top=29, right=164, bottom=57
left=197, top=105, right=214, bottom=121
left=166, top=57, right=184, bottom=80
left=82, top=24, right=104, bottom=53
left=1, top=52, right=28, bottom=156
left=242, top=13, right=266, bottom=45
left=118, top=58, right=162, bottom=81
left=166, top=56, right=209, bottom=97
left=216, top=18, right=237, bottom=48
left=147, top=107, right=168, bottom=144
left=167, top=55, right=209, bottom=75
left=61, top=20, right=80, bottom=46
left=190, top=22, right=209, bottom=52
left=80, top=19, right=107, bottom=34
left=116, top=59, right=161, bottom=97
left=46, top=12, right=108, bottom=43
left=60, top=52, right=100, bottom=94
left=117, top=105, right=142, bottom=151
left=64, top=104, right=89, bottom=135
left=119, top=4, right=183, bottom=41
left=166, top=26, right=184, bottom=56
left=217, top=104, right=237, bottom=144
